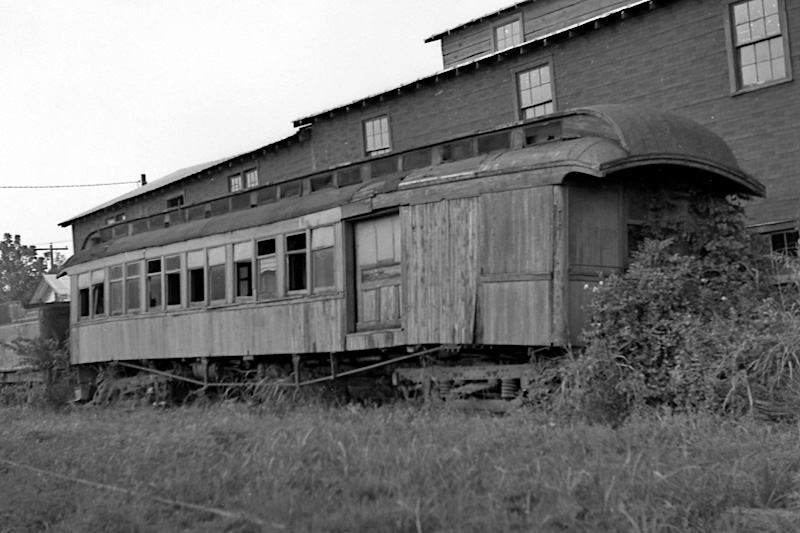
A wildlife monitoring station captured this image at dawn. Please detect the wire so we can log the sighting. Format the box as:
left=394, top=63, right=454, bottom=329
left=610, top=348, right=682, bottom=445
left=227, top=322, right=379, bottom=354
left=0, top=181, right=140, bottom=189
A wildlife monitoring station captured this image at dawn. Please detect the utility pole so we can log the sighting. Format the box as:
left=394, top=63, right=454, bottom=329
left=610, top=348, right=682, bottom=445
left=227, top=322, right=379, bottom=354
left=35, top=243, right=69, bottom=271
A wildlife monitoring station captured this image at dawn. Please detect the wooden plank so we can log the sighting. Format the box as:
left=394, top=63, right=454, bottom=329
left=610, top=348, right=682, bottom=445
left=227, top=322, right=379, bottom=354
left=551, top=185, right=569, bottom=346
left=479, top=280, right=551, bottom=346
left=403, top=198, right=479, bottom=344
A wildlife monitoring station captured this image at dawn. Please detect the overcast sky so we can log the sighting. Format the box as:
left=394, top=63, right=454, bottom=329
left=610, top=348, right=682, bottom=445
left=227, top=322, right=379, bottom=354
left=0, top=0, right=515, bottom=258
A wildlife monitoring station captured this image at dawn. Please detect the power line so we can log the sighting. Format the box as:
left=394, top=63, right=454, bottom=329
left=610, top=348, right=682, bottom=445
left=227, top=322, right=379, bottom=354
left=0, top=181, right=140, bottom=189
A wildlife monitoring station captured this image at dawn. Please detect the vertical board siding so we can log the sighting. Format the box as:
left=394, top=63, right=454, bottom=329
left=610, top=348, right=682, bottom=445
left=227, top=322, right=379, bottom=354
left=481, top=188, right=554, bottom=275
left=403, top=198, right=479, bottom=344
left=477, top=187, right=555, bottom=346
left=72, top=297, right=345, bottom=364
left=480, top=280, right=552, bottom=345
left=568, top=185, right=622, bottom=269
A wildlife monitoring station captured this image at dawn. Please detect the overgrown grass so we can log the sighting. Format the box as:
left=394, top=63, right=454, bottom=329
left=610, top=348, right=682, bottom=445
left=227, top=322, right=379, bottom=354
left=1, top=403, right=799, bottom=532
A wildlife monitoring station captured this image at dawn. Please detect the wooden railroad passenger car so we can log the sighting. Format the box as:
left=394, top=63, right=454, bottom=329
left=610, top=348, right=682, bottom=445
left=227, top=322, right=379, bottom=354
left=59, top=105, right=763, bottom=401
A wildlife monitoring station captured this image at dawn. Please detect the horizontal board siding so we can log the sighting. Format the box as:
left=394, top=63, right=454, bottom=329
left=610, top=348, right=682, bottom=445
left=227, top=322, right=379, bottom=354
left=71, top=297, right=345, bottom=364
left=479, top=280, right=551, bottom=345
left=404, top=198, right=479, bottom=344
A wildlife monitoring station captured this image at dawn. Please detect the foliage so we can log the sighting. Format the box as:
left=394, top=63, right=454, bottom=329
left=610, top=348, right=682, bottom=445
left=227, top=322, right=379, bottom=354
left=562, top=188, right=799, bottom=421
left=1, top=405, right=799, bottom=532
left=0, top=233, right=46, bottom=304
left=2, top=336, right=72, bottom=406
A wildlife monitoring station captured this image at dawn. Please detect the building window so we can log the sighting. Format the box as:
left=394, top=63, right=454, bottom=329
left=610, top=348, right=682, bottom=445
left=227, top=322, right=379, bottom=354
left=105, top=213, right=126, bottom=225
left=109, top=266, right=123, bottom=315
left=167, top=195, right=184, bottom=209
left=364, top=116, right=391, bottom=156
left=229, top=174, right=243, bottom=193
left=208, top=246, right=226, bottom=302
left=245, top=169, right=259, bottom=189
left=771, top=230, right=798, bottom=256
left=257, top=238, right=278, bottom=300
left=187, top=250, right=205, bottom=304
left=78, top=272, right=90, bottom=319
left=727, top=0, right=791, bottom=90
left=312, top=226, right=335, bottom=291
left=147, top=259, right=162, bottom=311
left=91, top=270, right=105, bottom=317
left=234, top=242, right=254, bottom=298
left=126, top=262, right=141, bottom=312
left=165, top=255, right=181, bottom=306
left=495, top=19, right=522, bottom=50
left=286, top=233, right=308, bottom=292
left=518, top=65, right=554, bottom=120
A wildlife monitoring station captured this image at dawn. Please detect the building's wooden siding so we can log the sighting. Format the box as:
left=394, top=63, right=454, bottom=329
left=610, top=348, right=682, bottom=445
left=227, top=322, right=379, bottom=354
left=440, top=0, right=642, bottom=68
left=403, top=198, right=479, bottom=345
left=71, top=297, right=344, bottom=364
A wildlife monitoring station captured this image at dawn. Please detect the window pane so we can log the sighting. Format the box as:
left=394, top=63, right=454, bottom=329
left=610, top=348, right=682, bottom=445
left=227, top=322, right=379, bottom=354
left=764, top=0, right=778, bottom=15
left=148, top=275, right=162, bottom=310
left=770, top=37, right=784, bottom=58
left=740, top=44, right=756, bottom=65
left=757, top=60, right=772, bottom=82
left=257, top=238, right=276, bottom=256
left=236, top=262, right=252, bottom=297
left=189, top=268, right=205, bottom=303
left=287, top=253, right=307, bottom=291
left=79, top=288, right=90, bottom=318
left=736, top=22, right=751, bottom=45
left=765, top=14, right=780, bottom=36
left=147, top=259, right=161, bottom=274
left=209, top=264, right=226, bottom=301
left=245, top=170, right=258, bottom=188
left=733, top=2, right=749, bottom=24
left=110, top=282, right=123, bottom=315
left=750, top=18, right=766, bottom=41
left=126, top=278, right=140, bottom=311
left=93, top=284, right=104, bottom=315
left=165, top=255, right=181, bottom=271
left=313, top=248, right=335, bottom=289
left=755, top=39, right=771, bottom=61
left=749, top=0, right=764, bottom=19
left=312, top=226, right=335, bottom=249
left=772, top=57, right=786, bottom=79
left=286, top=233, right=306, bottom=252
left=258, top=257, right=277, bottom=300
left=166, top=272, right=181, bottom=306
left=109, top=265, right=123, bottom=281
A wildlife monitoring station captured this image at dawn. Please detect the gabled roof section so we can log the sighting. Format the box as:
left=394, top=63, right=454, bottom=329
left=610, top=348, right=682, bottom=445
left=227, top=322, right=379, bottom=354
left=424, top=1, right=533, bottom=43
left=59, top=128, right=309, bottom=227
left=293, top=0, right=659, bottom=127
left=29, top=274, right=71, bottom=305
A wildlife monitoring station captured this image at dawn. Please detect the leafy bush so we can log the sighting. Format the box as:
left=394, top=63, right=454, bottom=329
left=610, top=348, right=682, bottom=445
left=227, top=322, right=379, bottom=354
left=561, top=189, right=800, bottom=422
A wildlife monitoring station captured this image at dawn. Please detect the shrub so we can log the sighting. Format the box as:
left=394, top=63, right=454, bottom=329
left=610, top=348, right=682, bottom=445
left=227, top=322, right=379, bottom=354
left=561, top=190, right=799, bottom=422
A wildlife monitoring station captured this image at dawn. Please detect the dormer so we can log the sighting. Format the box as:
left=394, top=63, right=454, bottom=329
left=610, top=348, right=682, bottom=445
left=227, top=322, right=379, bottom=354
left=426, top=0, right=652, bottom=69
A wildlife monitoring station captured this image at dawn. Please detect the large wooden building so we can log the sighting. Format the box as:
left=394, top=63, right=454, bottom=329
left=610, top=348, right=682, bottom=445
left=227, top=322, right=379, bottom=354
left=59, top=0, right=791, bottom=378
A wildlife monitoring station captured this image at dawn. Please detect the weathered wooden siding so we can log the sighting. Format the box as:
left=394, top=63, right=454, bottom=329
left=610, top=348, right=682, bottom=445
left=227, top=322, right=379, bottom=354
left=567, top=184, right=624, bottom=344
left=0, top=319, right=40, bottom=372
left=71, top=297, right=345, bottom=364
left=476, top=187, right=555, bottom=346
left=403, top=198, right=479, bottom=344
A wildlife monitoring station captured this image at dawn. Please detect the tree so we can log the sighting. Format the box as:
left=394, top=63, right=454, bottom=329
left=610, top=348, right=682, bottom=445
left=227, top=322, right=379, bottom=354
left=0, top=233, right=46, bottom=304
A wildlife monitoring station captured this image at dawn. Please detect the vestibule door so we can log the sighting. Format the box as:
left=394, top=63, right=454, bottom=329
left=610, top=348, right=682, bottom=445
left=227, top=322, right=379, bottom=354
left=354, top=214, right=402, bottom=331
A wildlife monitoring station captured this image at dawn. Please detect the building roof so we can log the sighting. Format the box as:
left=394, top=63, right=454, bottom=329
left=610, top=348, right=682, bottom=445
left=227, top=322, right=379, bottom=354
left=29, top=274, right=71, bottom=305
left=59, top=129, right=309, bottom=227
left=293, top=0, right=656, bottom=127
left=424, top=1, right=533, bottom=43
